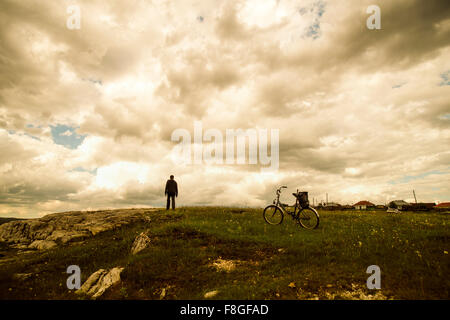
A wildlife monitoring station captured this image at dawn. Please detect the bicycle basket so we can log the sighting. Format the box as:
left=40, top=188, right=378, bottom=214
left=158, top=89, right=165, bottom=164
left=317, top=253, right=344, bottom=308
left=295, top=192, right=309, bottom=208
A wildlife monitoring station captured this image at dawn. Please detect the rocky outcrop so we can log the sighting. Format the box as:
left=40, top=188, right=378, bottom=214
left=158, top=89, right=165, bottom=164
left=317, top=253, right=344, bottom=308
left=28, top=240, right=57, bottom=250
left=131, top=232, right=151, bottom=254
left=76, top=267, right=124, bottom=299
left=0, top=209, right=153, bottom=250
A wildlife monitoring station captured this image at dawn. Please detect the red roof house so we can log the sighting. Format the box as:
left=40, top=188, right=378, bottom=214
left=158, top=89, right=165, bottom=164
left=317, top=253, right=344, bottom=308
left=434, top=202, right=450, bottom=208
left=353, top=201, right=375, bottom=210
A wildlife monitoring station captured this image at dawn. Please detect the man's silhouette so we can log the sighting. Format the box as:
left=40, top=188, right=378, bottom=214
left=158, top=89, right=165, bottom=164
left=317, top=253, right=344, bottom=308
left=165, top=175, right=178, bottom=210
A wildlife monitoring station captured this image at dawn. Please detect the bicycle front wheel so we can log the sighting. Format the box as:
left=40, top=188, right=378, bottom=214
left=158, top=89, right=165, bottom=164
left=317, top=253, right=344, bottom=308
left=297, top=207, right=320, bottom=229
left=263, top=205, right=284, bottom=225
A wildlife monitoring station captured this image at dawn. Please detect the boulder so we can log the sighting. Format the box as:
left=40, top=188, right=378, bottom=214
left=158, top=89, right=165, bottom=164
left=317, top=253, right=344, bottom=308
left=131, top=232, right=151, bottom=254
left=77, top=269, right=106, bottom=294
left=28, top=240, right=57, bottom=250
left=76, top=267, right=124, bottom=299
left=46, top=230, right=89, bottom=244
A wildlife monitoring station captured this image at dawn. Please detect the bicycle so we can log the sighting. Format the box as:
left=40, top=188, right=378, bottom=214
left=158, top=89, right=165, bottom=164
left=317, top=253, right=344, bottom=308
left=263, top=186, right=320, bottom=229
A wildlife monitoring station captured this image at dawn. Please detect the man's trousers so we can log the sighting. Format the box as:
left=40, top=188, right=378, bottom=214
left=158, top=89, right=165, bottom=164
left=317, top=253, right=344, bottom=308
left=166, top=193, right=176, bottom=210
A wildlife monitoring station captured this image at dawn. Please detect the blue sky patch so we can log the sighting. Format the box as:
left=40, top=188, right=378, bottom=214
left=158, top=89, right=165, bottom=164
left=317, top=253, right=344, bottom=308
left=316, top=1, right=326, bottom=17
left=7, top=127, right=40, bottom=140
left=440, top=71, right=450, bottom=86
left=50, top=124, right=86, bottom=149
left=70, top=167, right=97, bottom=175
left=82, top=78, right=102, bottom=85
left=303, top=1, right=326, bottom=40
left=306, top=23, right=320, bottom=39
left=24, top=124, right=42, bottom=140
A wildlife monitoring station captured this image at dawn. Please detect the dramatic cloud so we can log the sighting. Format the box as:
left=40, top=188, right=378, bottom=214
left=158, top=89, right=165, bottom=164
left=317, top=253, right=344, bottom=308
left=0, top=0, right=449, bottom=217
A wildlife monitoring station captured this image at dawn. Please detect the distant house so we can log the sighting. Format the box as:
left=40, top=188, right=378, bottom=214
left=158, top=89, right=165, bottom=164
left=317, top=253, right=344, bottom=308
left=410, top=203, right=436, bottom=211
left=353, top=201, right=375, bottom=210
left=434, top=202, right=450, bottom=211
left=388, top=200, right=411, bottom=211
left=323, top=202, right=341, bottom=210
left=434, top=202, right=450, bottom=208
left=376, top=205, right=387, bottom=210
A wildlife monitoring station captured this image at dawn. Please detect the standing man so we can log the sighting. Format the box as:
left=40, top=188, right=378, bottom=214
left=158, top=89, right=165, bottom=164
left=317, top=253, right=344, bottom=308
left=165, top=175, right=178, bottom=210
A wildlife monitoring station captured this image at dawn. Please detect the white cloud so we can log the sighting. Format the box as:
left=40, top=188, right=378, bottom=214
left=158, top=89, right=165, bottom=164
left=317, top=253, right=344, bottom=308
left=0, top=0, right=449, bottom=217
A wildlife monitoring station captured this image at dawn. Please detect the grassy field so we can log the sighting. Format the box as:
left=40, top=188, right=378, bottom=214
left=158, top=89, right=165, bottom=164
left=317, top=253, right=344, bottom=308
left=0, top=207, right=448, bottom=300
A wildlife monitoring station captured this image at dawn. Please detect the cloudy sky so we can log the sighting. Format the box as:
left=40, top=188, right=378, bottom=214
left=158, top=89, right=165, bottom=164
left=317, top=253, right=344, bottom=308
left=0, top=0, right=449, bottom=218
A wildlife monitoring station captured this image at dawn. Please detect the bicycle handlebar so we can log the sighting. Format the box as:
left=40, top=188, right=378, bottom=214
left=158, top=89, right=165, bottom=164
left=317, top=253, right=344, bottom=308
left=276, top=186, right=288, bottom=195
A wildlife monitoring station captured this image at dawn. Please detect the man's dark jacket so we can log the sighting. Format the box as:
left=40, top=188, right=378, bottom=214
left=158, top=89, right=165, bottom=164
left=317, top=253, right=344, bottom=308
left=165, top=180, right=178, bottom=196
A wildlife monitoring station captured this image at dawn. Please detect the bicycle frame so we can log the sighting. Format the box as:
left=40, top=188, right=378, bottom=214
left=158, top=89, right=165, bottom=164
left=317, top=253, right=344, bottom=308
left=272, top=187, right=300, bottom=218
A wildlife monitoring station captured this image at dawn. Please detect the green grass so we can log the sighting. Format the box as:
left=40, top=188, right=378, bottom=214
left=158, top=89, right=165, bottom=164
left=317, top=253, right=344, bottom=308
left=0, top=208, right=448, bottom=300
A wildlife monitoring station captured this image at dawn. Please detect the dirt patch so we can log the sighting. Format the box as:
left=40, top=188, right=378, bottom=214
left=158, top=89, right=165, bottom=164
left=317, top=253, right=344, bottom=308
left=208, top=257, right=268, bottom=273
left=168, top=228, right=210, bottom=240
left=209, top=258, right=238, bottom=272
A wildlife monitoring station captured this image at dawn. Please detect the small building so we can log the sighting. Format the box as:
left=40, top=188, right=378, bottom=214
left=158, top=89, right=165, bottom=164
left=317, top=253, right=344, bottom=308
left=410, top=203, right=436, bottom=211
left=388, top=200, right=411, bottom=211
left=434, top=202, right=450, bottom=212
left=353, top=201, right=375, bottom=210
left=323, top=202, right=342, bottom=210
left=434, top=202, right=450, bottom=208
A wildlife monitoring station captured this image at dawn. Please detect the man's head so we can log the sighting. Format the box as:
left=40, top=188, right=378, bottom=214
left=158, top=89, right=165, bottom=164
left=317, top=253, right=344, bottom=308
left=170, top=175, right=174, bottom=180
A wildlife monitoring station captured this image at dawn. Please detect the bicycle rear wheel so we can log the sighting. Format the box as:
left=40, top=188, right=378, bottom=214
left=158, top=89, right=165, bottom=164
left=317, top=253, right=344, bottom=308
left=263, top=205, right=284, bottom=225
left=297, top=207, right=319, bottom=229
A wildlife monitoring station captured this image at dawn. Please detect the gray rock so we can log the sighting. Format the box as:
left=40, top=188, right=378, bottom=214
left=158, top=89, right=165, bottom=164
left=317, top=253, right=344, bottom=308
left=76, top=267, right=124, bottom=299
left=46, top=230, right=89, bottom=244
left=77, top=269, right=107, bottom=295
left=28, top=240, right=57, bottom=250
left=131, top=232, right=151, bottom=255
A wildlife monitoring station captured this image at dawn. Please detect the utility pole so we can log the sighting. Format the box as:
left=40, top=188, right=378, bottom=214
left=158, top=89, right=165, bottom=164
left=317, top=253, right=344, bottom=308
left=413, top=190, right=417, bottom=204
left=326, top=193, right=328, bottom=205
